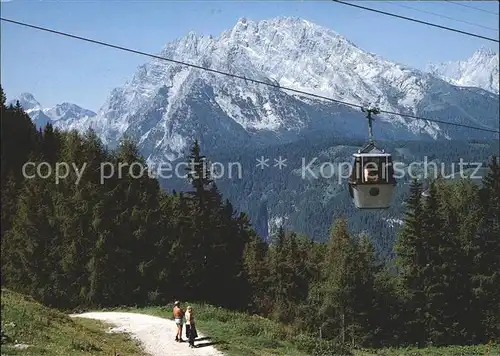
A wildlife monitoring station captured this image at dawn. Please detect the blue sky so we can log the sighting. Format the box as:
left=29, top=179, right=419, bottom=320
left=1, top=0, right=498, bottom=111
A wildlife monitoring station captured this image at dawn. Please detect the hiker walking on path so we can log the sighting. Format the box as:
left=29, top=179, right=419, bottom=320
left=185, top=306, right=198, bottom=348
left=173, top=301, right=184, bottom=342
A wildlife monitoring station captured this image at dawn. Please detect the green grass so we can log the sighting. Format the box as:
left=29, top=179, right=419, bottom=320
left=0, top=288, right=144, bottom=355
left=355, top=343, right=500, bottom=355
left=2, top=290, right=497, bottom=356
left=115, top=303, right=499, bottom=356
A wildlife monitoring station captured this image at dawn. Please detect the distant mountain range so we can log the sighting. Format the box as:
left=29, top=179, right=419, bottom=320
left=427, top=47, right=499, bottom=95
left=7, top=16, right=499, bottom=249
left=7, top=92, right=96, bottom=130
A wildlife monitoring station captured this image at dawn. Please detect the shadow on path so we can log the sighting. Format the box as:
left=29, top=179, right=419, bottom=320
left=195, top=336, right=211, bottom=342
left=192, top=335, right=227, bottom=348
left=195, top=341, right=225, bottom=348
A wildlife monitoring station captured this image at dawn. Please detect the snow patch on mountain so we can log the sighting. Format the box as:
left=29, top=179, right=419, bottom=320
left=427, top=47, right=499, bottom=94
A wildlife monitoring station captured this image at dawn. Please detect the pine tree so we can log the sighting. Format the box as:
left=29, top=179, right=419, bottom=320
left=4, top=177, right=57, bottom=305
left=288, top=232, right=309, bottom=306
left=269, top=225, right=290, bottom=322
left=40, top=123, right=62, bottom=164
left=0, top=85, right=6, bottom=107
left=219, top=198, right=251, bottom=309
left=243, top=232, right=272, bottom=314
left=472, top=155, right=500, bottom=342
left=151, top=191, right=178, bottom=303
left=442, top=178, right=485, bottom=343
left=420, top=180, right=459, bottom=344
left=172, top=190, right=205, bottom=302
left=203, top=183, right=230, bottom=304
left=185, top=139, right=213, bottom=209
left=1, top=174, right=18, bottom=244
left=273, top=231, right=309, bottom=324
left=1, top=96, right=39, bottom=187
left=56, top=130, right=93, bottom=306
left=320, top=218, right=362, bottom=345
left=103, top=136, right=162, bottom=305
left=394, top=179, right=426, bottom=344
left=182, top=139, right=214, bottom=299
left=352, top=234, right=381, bottom=346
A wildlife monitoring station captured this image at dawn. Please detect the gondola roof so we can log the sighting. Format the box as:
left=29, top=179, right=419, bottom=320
left=353, top=142, right=392, bottom=157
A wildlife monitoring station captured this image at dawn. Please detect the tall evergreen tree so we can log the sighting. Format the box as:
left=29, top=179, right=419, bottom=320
left=182, top=139, right=215, bottom=298
left=435, top=178, right=478, bottom=343
left=420, top=180, right=459, bottom=344
left=320, top=218, right=377, bottom=346
left=4, top=177, right=57, bottom=305
left=394, top=179, right=426, bottom=343
left=269, top=225, right=291, bottom=322
left=243, top=232, right=272, bottom=314
left=472, top=155, right=500, bottom=342
left=0, top=174, right=18, bottom=247
left=1, top=96, right=39, bottom=189
left=1, top=85, right=6, bottom=106
left=40, top=123, right=62, bottom=164
left=185, top=139, right=213, bottom=208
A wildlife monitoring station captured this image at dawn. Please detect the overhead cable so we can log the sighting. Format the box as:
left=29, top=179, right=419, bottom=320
left=331, top=0, right=499, bottom=43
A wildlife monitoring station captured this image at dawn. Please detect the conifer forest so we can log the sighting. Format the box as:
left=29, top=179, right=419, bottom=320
left=1, top=85, right=499, bottom=350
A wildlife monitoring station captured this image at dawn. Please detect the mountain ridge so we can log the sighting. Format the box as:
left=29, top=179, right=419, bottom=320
left=7, top=93, right=97, bottom=129
left=8, top=16, right=499, bottom=162
left=49, top=16, right=500, bottom=161
left=427, top=47, right=499, bottom=95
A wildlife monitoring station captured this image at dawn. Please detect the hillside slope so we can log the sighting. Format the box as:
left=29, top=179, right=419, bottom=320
left=0, top=289, right=143, bottom=355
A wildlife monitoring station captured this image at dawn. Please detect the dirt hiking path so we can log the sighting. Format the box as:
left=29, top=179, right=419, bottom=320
left=71, top=312, right=225, bottom=356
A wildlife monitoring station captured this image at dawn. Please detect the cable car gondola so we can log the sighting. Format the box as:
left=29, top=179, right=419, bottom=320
left=348, top=107, right=396, bottom=209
